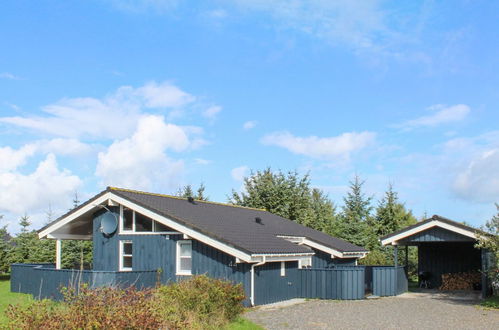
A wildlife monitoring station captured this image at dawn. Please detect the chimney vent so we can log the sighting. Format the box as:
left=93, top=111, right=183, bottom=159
left=255, top=217, right=262, bottom=224
left=187, top=196, right=194, bottom=203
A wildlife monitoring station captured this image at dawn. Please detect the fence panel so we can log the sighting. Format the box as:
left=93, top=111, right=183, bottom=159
left=372, top=266, right=407, bottom=296
left=298, top=267, right=365, bottom=300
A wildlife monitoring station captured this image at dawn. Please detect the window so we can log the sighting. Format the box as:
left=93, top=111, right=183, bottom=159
left=280, top=261, right=286, bottom=276
left=298, top=258, right=312, bottom=269
left=120, top=205, right=176, bottom=234
left=176, top=241, right=192, bottom=275
left=120, top=241, right=133, bottom=271
left=123, top=208, right=133, bottom=231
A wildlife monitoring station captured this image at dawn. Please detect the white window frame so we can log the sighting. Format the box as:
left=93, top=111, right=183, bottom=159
left=280, top=261, right=286, bottom=276
left=176, top=240, right=192, bottom=276
left=298, top=257, right=312, bottom=269
left=119, top=240, right=133, bottom=271
left=119, top=205, right=180, bottom=235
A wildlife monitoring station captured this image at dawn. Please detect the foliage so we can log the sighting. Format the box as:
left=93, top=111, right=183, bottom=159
left=334, top=176, right=372, bottom=247
left=5, top=275, right=245, bottom=330
left=229, top=168, right=336, bottom=234
left=480, top=295, right=499, bottom=309
left=0, top=215, right=11, bottom=273
left=0, top=276, right=33, bottom=326
left=61, top=240, right=93, bottom=270
left=7, top=215, right=55, bottom=267
left=155, top=275, right=246, bottom=329
left=475, top=204, right=499, bottom=294
left=177, top=183, right=209, bottom=201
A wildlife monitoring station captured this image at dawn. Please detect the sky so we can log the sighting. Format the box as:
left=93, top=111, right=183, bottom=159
left=1, top=0, right=499, bottom=233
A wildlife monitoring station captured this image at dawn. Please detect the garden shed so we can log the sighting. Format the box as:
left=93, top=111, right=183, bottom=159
left=380, top=215, right=493, bottom=297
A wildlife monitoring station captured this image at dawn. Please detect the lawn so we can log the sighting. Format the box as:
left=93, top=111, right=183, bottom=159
left=0, top=275, right=262, bottom=329
left=0, top=275, right=33, bottom=327
left=480, top=295, right=499, bottom=309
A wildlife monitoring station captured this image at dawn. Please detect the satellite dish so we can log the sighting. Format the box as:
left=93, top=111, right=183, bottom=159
left=100, top=212, right=118, bottom=236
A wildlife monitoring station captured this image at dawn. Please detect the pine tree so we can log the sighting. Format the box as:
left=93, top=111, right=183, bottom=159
left=229, top=168, right=336, bottom=232
left=0, top=214, right=11, bottom=273
left=176, top=184, right=209, bottom=201
left=335, top=176, right=372, bottom=247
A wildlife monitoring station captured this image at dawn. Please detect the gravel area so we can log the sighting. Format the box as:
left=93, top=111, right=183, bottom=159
left=245, top=293, right=499, bottom=330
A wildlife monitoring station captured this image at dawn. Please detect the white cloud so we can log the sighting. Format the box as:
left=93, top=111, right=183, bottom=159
left=261, top=131, right=376, bottom=160
left=0, top=81, right=196, bottom=140
left=231, top=165, right=249, bottom=182
left=202, top=105, right=222, bottom=121
left=243, top=120, right=257, bottom=130
left=95, top=115, right=192, bottom=190
left=0, top=145, right=37, bottom=172
left=453, top=149, right=499, bottom=203
left=0, top=72, right=22, bottom=80
left=400, top=104, right=470, bottom=129
left=194, top=158, right=212, bottom=165
left=0, top=154, right=81, bottom=215
left=228, top=0, right=395, bottom=53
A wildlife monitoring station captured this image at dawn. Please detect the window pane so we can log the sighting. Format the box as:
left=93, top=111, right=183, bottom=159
left=123, top=208, right=133, bottom=230
left=135, top=212, right=152, bottom=232
left=123, top=242, right=132, bottom=255
left=180, top=242, right=192, bottom=257
left=180, top=257, right=191, bottom=272
left=123, top=256, right=132, bottom=268
left=154, top=221, right=173, bottom=232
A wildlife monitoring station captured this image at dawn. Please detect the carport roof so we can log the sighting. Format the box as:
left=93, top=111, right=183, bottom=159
left=380, top=215, right=487, bottom=246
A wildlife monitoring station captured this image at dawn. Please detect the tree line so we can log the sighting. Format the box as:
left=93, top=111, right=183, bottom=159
left=1, top=168, right=497, bottom=276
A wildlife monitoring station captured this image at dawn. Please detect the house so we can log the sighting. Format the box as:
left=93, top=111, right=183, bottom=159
left=381, top=215, right=494, bottom=297
left=17, top=187, right=367, bottom=305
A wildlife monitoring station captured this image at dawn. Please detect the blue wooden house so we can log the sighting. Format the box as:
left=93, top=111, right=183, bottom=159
left=12, top=187, right=368, bottom=305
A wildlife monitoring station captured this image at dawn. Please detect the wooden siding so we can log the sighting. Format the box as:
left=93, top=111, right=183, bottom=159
left=312, top=249, right=357, bottom=268
left=192, top=240, right=251, bottom=305
left=254, top=261, right=300, bottom=305
left=418, top=242, right=481, bottom=288
left=372, top=266, right=407, bottom=296
left=400, top=227, right=475, bottom=244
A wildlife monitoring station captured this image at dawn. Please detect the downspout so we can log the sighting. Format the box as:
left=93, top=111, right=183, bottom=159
left=250, top=256, right=266, bottom=306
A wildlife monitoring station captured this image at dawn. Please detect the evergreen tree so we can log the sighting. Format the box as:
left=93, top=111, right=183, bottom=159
left=8, top=214, right=37, bottom=264
left=335, top=176, right=372, bottom=247
left=229, top=168, right=336, bottom=233
left=372, top=184, right=417, bottom=238
left=0, top=214, right=11, bottom=273
left=176, top=184, right=209, bottom=201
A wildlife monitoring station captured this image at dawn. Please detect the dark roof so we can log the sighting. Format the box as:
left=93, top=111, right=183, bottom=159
left=380, top=214, right=487, bottom=241
left=42, top=187, right=366, bottom=256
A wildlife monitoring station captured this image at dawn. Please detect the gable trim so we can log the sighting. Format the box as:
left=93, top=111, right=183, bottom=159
left=380, top=220, right=478, bottom=246
left=276, top=235, right=367, bottom=258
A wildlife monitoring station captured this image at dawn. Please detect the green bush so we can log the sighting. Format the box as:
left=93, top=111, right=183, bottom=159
left=5, top=275, right=246, bottom=330
left=155, top=275, right=246, bottom=329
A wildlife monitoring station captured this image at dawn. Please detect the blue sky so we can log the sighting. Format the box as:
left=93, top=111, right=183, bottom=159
left=1, top=0, right=499, bottom=232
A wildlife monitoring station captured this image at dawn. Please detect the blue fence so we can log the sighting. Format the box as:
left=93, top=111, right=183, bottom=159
left=11, top=264, right=158, bottom=300
left=372, top=266, right=407, bottom=296
left=298, top=267, right=365, bottom=300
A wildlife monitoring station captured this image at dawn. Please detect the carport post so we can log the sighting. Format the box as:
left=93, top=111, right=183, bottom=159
left=393, top=245, right=398, bottom=267
left=405, top=245, right=409, bottom=276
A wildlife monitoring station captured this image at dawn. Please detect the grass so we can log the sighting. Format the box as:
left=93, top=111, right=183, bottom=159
left=226, top=317, right=263, bottom=330
left=480, top=295, right=499, bottom=309
left=0, top=275, right=33, bottom=327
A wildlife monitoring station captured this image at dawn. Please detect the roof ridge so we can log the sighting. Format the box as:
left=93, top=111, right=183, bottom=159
left=108, top=186, right=267, bottom=212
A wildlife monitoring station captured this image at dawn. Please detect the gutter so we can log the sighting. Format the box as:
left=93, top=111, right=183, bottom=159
left=250, top=256, right=266, bottom=306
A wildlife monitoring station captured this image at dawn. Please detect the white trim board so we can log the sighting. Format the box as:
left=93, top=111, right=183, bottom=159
left=276, top=235, right=365, bottom=259
left=380, top=220, right=478, bottom=246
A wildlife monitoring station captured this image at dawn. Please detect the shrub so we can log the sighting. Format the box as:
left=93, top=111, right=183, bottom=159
left=6, top=275, right=246, bottom=329
left=155, top=275, right=246, bottom=329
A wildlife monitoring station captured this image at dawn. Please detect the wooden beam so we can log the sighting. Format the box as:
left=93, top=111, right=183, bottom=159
left=56, top=239, right=62, bottom=270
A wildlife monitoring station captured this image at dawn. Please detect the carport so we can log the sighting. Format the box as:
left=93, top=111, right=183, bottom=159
left=380, top=215, right=492, bottom=298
